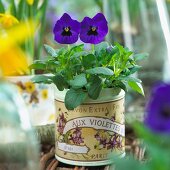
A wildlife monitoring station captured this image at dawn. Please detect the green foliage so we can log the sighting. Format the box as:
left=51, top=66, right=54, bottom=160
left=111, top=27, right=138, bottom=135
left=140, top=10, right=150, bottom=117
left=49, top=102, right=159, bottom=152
left=128, top=81, right=145, bottom=96
left=133, top=53, right=149, bottom=61
left=31, top=42, right=146, bottom=110
left=44, top=44, right=58, bottom=57
left=86, top=67, right=114, bottom=76
left=87, top=75, right=102, bottom=100
left=70, top=73, right=87, bottom=89
left=112, top=123, right=170, bottom=170
left=0, top=0, right=5, bottom=13
left=31, top=75, right=52, bottom=84
left=65, top=88, right=87, bottom=110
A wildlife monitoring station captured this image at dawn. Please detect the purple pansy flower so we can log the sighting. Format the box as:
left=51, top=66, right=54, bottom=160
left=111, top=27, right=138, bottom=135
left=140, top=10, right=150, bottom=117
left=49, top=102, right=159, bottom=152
left=80, top=13, right=108, bottom=44
left=53, top=13, right=80, bottom=44
left=145, top=83, right=170, bottom=134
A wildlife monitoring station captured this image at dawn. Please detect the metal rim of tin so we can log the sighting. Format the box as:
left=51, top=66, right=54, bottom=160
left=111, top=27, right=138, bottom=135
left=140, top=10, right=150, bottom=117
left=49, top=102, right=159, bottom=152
left=55, top=152, right=126, bottom=166
left=54, top=88, right=125, bottom=103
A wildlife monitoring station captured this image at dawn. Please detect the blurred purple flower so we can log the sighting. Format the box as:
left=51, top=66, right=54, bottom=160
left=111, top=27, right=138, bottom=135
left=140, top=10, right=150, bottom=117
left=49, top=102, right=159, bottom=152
left=80, top=13, right=108, bottom=44
left=53, top=13, right=80, bottom=44
left=46, top=10, right=58, bottom=28
left=145, top=83, right=170, bottom=133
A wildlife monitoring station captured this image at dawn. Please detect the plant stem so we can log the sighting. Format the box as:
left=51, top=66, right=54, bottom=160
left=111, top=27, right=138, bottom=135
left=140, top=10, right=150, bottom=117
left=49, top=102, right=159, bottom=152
left=35, top=0, right=48, bottom=61
left=67, top=44, right=71, bottom=51
left=28, top=3, right=34, bottom=64
left=91, top=44, right=95, bottom=54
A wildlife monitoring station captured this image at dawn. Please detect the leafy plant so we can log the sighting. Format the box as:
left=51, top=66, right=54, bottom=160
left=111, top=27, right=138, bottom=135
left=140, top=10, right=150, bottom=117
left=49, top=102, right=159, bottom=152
left=30, top=13, right=146, bottom=110
left=31, top=42, right=146, bottom=110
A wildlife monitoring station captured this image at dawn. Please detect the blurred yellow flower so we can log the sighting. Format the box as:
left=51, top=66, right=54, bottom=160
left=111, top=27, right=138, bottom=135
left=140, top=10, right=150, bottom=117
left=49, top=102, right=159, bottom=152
left=26, top=0, right=34, bottom=5
left=41, top=89, right=48, bottom=99
left=0, top=46, right=29, bottom=76
left=0, top=20, right=36, bottom=76
left=0, top=13, right=19, bottom=29
left=48, top=114, right=55, bottom=121
left=1, top=20, right=35, bottom=53
left=25, top=81, right=35, bottom=93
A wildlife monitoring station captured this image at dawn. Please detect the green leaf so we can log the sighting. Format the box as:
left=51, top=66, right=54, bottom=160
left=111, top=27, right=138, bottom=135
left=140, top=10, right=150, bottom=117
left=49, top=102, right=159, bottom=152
left=56, top=47, right=65, bottom=55
left=133, top=53, right=149, bottom=61
left=69, top=44, right=84, bottom=54
left=51, top=74, right=67, bottom=91
left=29, top=61, right=46, bottom=70
left=86, top=67, right=114, bottom=76
left=120, top=76, right=142, bottom=83
left=0, top=0, right=5, bottom=13
left=10, top=0, right=17, bottom=17
left=115, top=81, right=128, bottom=92
left=17, top=0, right=25, bottom=20
left=128, top=81, right=144, bottom=96
left=112, top=155, right=142, bottom=170
left=114, top=42, right=124, bottom=56
left=133, top=123, right=159, bottom=144
left=31, top=75, right=52, bottom=84
left=87, top=75, right=102, bottom=99
left=107, top=45, right=119, bottom=55
left=44, top=44, right=57, bottom=57
left=32, top=0, right=39, bottom=15
left=70, top=73, right=87, bottom=89
left=65, top=88, right=87, bottom=110
left=82, top=54, right=96, bottom=69
left=95, top=42, right=109, bottom=54
left=71, top=51, right=88, bottom=59
left=128, top=65, right=142, bottom=75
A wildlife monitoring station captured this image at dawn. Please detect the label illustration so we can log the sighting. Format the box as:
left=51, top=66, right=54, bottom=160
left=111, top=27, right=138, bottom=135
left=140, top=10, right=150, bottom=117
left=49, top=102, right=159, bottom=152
left=55, top=98, right=125, bottom=162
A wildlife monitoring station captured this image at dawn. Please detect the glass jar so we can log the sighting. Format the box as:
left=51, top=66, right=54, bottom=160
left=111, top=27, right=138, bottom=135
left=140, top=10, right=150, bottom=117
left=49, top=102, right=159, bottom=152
left=0, top=80, right=40, bottom=170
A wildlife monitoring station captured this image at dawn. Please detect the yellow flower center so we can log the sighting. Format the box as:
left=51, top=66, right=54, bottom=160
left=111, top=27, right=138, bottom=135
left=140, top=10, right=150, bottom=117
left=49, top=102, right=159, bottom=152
left=41, top=89, right=48, bottom=99
left=25, top=82, right=35, bottom=93
left=64, top=27, right=70, bottom=32
left=91, top=26, right=97, bottom=32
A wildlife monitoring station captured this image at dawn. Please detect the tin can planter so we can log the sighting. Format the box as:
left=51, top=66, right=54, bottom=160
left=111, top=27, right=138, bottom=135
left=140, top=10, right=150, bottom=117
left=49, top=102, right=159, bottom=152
left=55, top=88, right=125, bottom=166
left=7, top=75, right=55, bottom=126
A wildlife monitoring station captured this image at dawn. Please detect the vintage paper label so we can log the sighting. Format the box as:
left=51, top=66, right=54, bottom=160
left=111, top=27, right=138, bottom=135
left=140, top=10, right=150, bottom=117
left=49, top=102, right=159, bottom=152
left=63, top=117, right=125, bottom=136
left=55, top=98, right=125, bottom=162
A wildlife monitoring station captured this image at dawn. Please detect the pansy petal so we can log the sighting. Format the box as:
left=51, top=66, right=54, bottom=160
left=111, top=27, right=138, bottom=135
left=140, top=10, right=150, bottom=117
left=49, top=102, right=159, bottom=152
left=53, top=13, right=80, bottom=44
left=145, top=83, right=170, bottom=133
left=80, top=17, right=92, bottom=30
left=69, top=19, right=80, bottom=34
left=80, top=33, right=103, bottom=44
left=53, top=20, right=63, bottom=34
left=93, top=13, right=108, bottom=24
left=54, top=31, right=78, bottom=44
left=59, top=13, right=72, bottom=24
left=80, top=13, right=108, bottom=44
